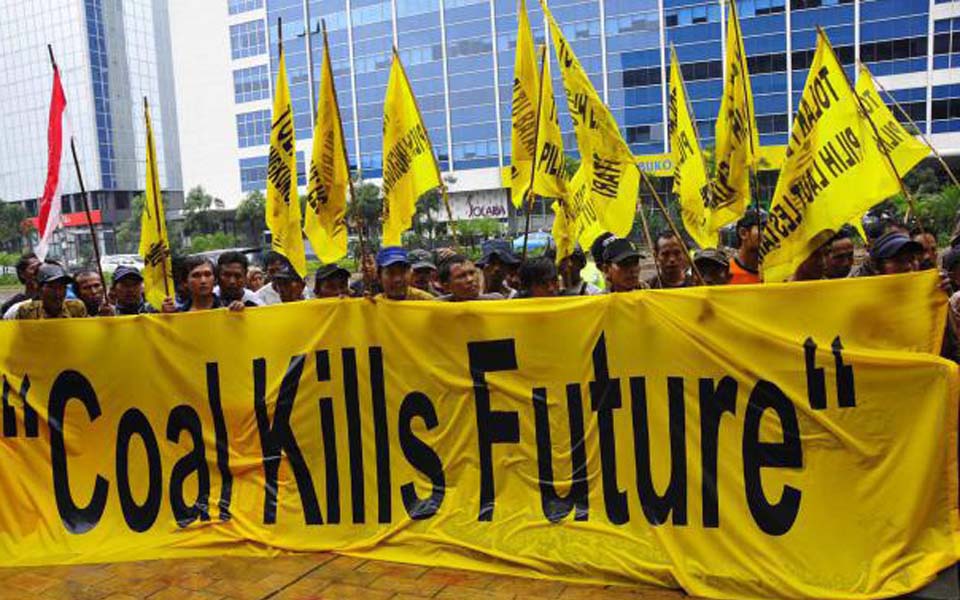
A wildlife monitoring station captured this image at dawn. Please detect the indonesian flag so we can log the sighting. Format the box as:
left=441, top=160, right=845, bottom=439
left=36, top=68, right=68, bottom=261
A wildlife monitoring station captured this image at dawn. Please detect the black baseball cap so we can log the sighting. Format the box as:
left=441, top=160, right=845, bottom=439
left=590, top=232, right=616, bottom=265
left=272, top=264, right=303, bottom=281
left=737, top=209, right=768, bottom=230
left=37, top=263, right=73, bottom=285
left=693, top=248, right=729, bottom=269
left=409, top=249, right=436, bottom=271
left=870, top=232, right=923, bottom=261
left=478, top=239, right=520, bottom=267
left=113, top=265, right=144, bottom=283
left=315, top=263, right=350, bottom=283
left=603, top=238, right=642, bottom=264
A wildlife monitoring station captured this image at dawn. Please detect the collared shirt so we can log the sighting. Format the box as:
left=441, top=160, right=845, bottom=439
left=728, top=257, right=761, bottom=285
left=255, top=282, right=313, bottom=306
left=374, top=287, right=436, bottom=301
left=15, top=299, right=87, bottom=320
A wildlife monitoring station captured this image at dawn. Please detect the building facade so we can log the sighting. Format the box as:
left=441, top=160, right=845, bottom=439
left=228, top=0, right=960, bottom=231
left=0, top=0, right=183, bottom=260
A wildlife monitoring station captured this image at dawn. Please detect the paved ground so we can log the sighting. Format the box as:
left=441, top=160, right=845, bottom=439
left=0, top=554, right=699, bottom=600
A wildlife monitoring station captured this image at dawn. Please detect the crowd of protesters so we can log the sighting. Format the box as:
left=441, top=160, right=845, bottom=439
left=3, top=209, right=957, bottom=334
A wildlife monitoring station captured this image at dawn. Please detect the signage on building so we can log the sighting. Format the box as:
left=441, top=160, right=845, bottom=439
left=28, top=210, right=102, bottom=230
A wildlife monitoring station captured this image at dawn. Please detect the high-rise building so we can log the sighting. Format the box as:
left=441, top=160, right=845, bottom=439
left=228, top=0, right=960, bottom=230
left=0, top=0, right=183, bottom=260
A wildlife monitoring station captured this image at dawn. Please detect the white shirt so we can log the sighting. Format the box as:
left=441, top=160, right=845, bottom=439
left=253, top=282, right=313, bottom=306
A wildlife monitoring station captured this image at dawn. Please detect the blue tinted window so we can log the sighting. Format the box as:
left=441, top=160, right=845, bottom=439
left=236, top=110, right=271, bottom=147
left=228, top=0, right=263, bottom=15
left=231, top=20, right=267, bottom=59
left=233, top=65, right=270, bottom=103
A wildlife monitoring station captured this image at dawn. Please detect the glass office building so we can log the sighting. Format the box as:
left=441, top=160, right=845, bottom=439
left=229, top=0, right=960, bottom=221
left=0, top=0, right=183, bottom=256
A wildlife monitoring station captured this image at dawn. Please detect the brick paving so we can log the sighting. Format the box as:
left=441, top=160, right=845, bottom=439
left=0, top=554, right=700, bottom=600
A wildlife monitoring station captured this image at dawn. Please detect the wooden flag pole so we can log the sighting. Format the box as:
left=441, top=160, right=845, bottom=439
left=48, top=44, right=108, bottom=302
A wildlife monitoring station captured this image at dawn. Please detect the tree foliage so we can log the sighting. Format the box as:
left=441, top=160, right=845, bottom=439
left=182, top=186, right=223, bottom=237
left=347, top=180, right=382, bottom=243
left=114, top=194, right=145, bottom=253
left=0, top=202, right=29, bottom=251
left=235, top=190, right=266, bottom=245
left=186, top=232, right=238, bottom=254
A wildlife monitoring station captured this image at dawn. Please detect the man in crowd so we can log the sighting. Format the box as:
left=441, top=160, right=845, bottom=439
left=730, top=209, right=765, bottom=284
left=912, top=227, right=939, bottom=270
left=15, top=264, right=87, bottom=319
left=109, top=266, right=160, bottom=315
left=438, top=255, right=504, bottom=302
left=647, top=231, right=695, bottom=288
left=1, top=253, right=41, bottom=315
left=255, top=254, right=311, bottom=304
left=792, top=241, right=828, bottom=281
left=409, top=249, right=440, bottom=296
left=559, top=246, right=601, bottom=296
left=216, top=251, right=260, bottom=309
left=273, top=264, right=307, bottom=304
left=586, top=233, right=616, bottom=291
left=74, top=269, right=113, bottom=316
left=943, top=246, right=960, bottom=294
left=826, top=229, right=856, bottom=279
left=517, top=257, right=559, bottom=298
left=376, top=247, right=435, bottom=301
left=477, top=239, right=519, bottom=298
left=349, top=250, right=382, bottom=297
left=867, top=231, right=923, bottom=276
left=603, top=238, right=649, bottom=293
left=314, top=263, right=351, bottom=299
left=693, top=249, right=731, bottom=286
left=178, top=257, right=222, bottom=312
left=247, top=266, right=265, bottom=292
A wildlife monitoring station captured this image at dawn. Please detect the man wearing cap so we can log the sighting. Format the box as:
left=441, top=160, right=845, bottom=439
left=478, top=239, right=519, bottom=298
left=730, top=209, right=765, bottom=285
left=559, top=246, right=601, bottom=296
left=255, top=255, right=312, bottom=305
left=864, top=231, right=923, bottom=276
left=268, top=264, right=307, bottom=304
left=647, top=231, right=696, bottom=289
left=314, top=263, right=351, bottom=299
left=409, top=249, right=441, bottom=296
left=15, top=264, right=87, bottom=319
left=602, top=238, right=649, bottom=293
left=693, top=249, right=731, bottom=286
left=375, top=247, right=435, bottom=301
left=437, top=255, right=504, bottom=302
left=109, top=265, right=160, bottom=315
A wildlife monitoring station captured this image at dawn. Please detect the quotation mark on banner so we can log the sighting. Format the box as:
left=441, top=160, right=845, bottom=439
left=803, top=337, right=856, bottom=410
left=2, top=375, right=37, bottom=438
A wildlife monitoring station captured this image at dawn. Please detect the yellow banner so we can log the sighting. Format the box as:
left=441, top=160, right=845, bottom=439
left=304, top=29, right=350, bottom=265
left=532, top=41, right=567, bottom=201
left=266, top=49, right=307, bottom=276
left=510, top=0, right=540, bottom=208
left=668, top=47, right=713, bottom=249
left=543, top=1, right=639, bottom=246
left=0, top=273, right=957, bottom=600
left=760, top=31, right=902, bottom=282
left=139, top=100, right=173, bottom=309
left=711, top=0, right=759, bottom=228
left=856, top=64, right=930, bottom=176
left=382, top=49, right=442, bottom=247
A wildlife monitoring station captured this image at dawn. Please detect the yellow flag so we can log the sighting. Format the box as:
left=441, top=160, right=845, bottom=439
left=760, top=30, right=902, bottom=282
left=304, top=27, right=350, bottom=264
left=266, top=47, right=306, bottom=276
left=711, top=0, right=759, bottom=228
left=138, top=99, right=173, bottom=309
left=382, top=49, right=442, bottom=247
left=532, top=40, right=567, bottom=200
left=668, top=47, right=712, bottom=249
left=542, top=0, right=639, bottom=247
left=510, top=0, right=540, bottom=208
left=561, top=164, right=607, bottom=251
left=550, top=199, right=575, bottom=263
left=856, top=63, right=930, bottom=177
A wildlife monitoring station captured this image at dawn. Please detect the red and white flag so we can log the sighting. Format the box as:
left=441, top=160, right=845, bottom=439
left=36, top=67, right=68, bottom=261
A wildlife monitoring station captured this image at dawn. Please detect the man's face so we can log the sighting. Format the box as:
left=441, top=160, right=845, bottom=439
left=113, top=278, right=143, bottom=306
left=697, top=262, right=730, bottom=286
left=276, top=278, right=305, bottom=303
left=794, top=245, right=827, bottom=281
left=361, top=254, right=377, bottom=280
left=380, top=264, right=410, bottom=300
left=218, top=262, right=247, bottom=302
left=483, top=256, right=507, bottom=291
left=827, top=238, right=855, bottom=279
left=411, top=267, right=435, bottom=291
left=559, top=256, right=584, bottom=287
left=40, top=281, right=66, bottom=314
left=447, top=261, right=481, bottom=300
left=529, top=278, right=559, bottom=298
left=248, top=269, right=264, bottom=291
left=739, top=225, right=760, bottom=252
left=75, top=273, right=103, bottom=307
left=266, top=259, right=285, bottom=280
left=607, top=257, right=640, bottom=292
left=316, top=275, right=349, bottom=298
left=656, top=237, right=687, bottom=281
left=187, top=264, right=216, bottom=298
left=913, top=233, right=938, bottom=270
left=880, top=250, right=920, bottom=275
left=23, top=258, right=41, bottom=294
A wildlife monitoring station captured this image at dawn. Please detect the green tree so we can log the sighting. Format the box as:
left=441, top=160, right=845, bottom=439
left=235, top=190, right=266, bottom=245
left=182, top=186, right=223, bottom=237
left=0, top=202, right=29, bottom=252
left=115, top=194, right=145, bottom=253
left=186, top=232, right=238, bottom=253
left=347, top=180, right=382, bottom=244
left=413, top=189, right=442, bottom=244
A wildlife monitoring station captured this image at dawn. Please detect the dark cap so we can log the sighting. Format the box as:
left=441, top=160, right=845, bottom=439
left=590, top=233, right=616, bottom=265
left=408, top=249, right=436, bottom=271
left=870, top=232, right=923, bottom=261
left=737, top=208, right=768, bottom=230
left=315, top=263, right=350, bottom=283
left=943, top=246, right=960, bottom=272
left=271, top=264, right=303, bottom=281
left=693, top=248, right=729, bottom=269
left=37, top=263, right=73, bottom=285
left=113, top=265, right=143, bottom=283
left=376, top=246, right=409, bottom=268
left=478, top=239, right=520, bottom=266
left=603, top=238, right=642, bottom=264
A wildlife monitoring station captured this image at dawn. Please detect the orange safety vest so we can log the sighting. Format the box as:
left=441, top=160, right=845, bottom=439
left=729, top=257, right=761, bottom=285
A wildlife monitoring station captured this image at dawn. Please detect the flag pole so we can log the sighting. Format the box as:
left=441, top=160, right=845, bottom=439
left=866, top=62, right=960, bottom=189
left=522, top=45, right=548, bottom=262
left=635, top=190, right=662, bottom=285
left=638, top=166, right=705, bottom=284
left=48, top=44, right=108, bottom=302
left=323, top=20, right=368, bottom=263
left=392, top=46, right=460, bottom=250
left=143, top=96, right=170, bottom=297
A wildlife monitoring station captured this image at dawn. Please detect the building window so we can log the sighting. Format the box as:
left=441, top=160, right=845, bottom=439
left=239, top=152, right=306, bottom=192
left=756, top=114, right=788, bottom=133
left=228, top=0, right=263, bottom=15
left=233, top=65, right=270, bottom=103
left=236, top=110, right=271, bottom=147
left=230, top=20, right=266, bottom=59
